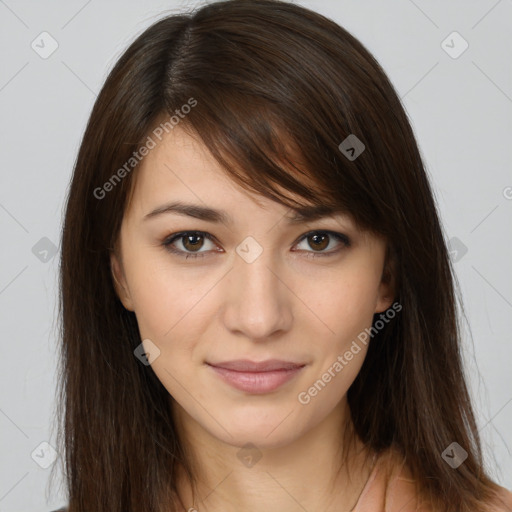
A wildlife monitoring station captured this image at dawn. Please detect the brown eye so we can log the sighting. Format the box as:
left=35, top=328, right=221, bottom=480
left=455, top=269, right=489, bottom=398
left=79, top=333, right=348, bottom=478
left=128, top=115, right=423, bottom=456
left=294, top=230, right=351, bottom=256
left=307, top=233, right=329, bottom=251
left=162, top=231, right=219, bottom=259
left=182, top=233, right=205, bottom=252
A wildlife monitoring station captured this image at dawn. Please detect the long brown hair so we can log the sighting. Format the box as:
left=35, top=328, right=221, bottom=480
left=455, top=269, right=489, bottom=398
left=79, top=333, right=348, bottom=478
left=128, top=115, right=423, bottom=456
left=55, top=0, right=505, bottom=510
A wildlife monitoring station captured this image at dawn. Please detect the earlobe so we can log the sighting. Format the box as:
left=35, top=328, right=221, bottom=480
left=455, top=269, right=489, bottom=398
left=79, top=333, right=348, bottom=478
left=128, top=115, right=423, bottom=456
left=375, top=290, right=394, bottom=314
left=110, top=253, right=134, bottom=311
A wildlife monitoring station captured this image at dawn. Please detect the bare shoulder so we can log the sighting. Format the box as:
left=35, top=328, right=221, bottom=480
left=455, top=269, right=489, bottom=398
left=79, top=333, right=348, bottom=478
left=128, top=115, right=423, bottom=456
left=490, top=485, right=512, bottom=511
left=378, top=450, right=512, bottom=512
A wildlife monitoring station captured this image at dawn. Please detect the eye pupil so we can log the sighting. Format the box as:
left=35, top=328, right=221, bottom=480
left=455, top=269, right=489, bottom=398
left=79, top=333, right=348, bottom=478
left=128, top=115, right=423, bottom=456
left=183, top=234, right=203, bottom=251
left=308, top=233, right=329, bottom=251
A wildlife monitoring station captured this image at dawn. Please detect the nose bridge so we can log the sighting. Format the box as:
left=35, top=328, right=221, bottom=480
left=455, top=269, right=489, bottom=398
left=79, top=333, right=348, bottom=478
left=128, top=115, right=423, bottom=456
left=220, top=239, right=293, bottom=339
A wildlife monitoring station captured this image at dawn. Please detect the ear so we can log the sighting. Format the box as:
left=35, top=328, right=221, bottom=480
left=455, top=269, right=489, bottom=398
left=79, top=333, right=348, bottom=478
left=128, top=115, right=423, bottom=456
left=374, top=246, right=396, bottom=314
left=110, top=252, right=134, bottom=311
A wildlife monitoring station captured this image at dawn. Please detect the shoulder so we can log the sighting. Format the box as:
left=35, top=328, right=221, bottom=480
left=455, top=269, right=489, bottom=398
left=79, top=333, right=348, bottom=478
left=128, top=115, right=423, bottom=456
left=353, top=449, right=426, bottom=512
left=386, top=456, right=512, bottom=512
left=490, top=485, right=512, bottom=512
left=355, top=449, right=512, bottom=512
left=380, top=450, right=430, bottom=512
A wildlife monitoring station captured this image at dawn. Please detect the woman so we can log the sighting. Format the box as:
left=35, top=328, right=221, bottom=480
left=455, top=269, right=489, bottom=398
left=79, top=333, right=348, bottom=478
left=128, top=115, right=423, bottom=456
left=53, top=0, right=512, bottom=510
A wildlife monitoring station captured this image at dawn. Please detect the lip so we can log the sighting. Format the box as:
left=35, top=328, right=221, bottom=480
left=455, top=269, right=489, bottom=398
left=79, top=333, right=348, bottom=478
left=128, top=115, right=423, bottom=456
left=206, top=359, right=306, bottom=394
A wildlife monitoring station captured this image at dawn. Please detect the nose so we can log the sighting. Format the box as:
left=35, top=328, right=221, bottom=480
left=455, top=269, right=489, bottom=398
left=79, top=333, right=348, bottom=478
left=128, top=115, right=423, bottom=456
left=219, top=249, right=294, bottom=341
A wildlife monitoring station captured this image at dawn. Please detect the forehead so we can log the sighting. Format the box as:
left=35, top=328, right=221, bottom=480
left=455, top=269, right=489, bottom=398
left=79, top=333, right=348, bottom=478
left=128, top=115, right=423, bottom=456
left=126, top=126, right=257, bottom=212
left=125, top=124, right=333, bottom=220
left=117, top=126, right=374, bottom=248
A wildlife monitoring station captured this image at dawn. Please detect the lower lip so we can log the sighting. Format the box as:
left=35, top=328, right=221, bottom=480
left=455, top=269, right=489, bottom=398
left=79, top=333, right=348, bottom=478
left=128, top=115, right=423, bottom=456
left=207, top=365, right=305, bottom=394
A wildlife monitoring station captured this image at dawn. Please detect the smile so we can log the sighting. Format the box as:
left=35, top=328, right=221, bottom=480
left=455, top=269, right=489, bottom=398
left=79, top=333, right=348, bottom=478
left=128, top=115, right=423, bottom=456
left=205, top=360, right=306, bottom=394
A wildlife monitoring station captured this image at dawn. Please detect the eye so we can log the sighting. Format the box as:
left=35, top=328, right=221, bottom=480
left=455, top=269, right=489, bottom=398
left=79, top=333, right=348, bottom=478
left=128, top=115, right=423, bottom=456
left=293, top=230, right=351, bottom=257
left=162, top=231, right=221, bottom=259
left=161, top=230, right=351, bottom=260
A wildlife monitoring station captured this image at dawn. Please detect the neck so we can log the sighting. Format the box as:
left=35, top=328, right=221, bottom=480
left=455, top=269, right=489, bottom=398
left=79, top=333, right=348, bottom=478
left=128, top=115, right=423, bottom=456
left=170, top=398, right=375, bottom=512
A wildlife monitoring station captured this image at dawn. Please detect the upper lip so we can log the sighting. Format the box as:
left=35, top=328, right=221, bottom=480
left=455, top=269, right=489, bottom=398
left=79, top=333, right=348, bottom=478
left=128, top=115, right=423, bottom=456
left=207, top=359, right=306, bottom=372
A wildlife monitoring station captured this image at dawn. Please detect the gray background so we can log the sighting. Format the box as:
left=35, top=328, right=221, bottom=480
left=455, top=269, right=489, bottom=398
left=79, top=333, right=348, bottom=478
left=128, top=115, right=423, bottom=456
left=0, top=0, right=511, bottom=509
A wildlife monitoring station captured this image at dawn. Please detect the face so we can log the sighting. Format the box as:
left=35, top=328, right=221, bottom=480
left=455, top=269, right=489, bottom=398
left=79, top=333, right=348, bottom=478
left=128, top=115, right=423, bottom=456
left=111, top=125, right=393, bottom=450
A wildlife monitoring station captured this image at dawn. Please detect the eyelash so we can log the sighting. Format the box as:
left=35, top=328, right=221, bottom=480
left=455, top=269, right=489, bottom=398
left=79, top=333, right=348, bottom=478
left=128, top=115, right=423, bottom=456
left=161, top=230, right=351, bottom=260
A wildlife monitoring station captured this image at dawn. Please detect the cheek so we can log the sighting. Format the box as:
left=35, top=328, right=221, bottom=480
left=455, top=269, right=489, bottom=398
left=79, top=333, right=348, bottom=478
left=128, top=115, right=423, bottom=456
left=123, top=250, right=214, bottom=344
left=127, top=260, right=213, bottom=397
left=301, top=263, right=382, bottom=344
left=295, top=273, right=378, bottom=414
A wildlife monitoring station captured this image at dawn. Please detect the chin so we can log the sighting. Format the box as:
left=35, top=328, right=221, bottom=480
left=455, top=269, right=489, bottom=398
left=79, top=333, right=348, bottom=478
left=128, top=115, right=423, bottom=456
left=205, top=404, right=308, bottom=449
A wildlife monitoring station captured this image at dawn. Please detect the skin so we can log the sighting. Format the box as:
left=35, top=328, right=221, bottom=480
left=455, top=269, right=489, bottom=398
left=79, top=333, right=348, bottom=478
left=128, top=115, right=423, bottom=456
left=111, top=125, right=394, bottom=512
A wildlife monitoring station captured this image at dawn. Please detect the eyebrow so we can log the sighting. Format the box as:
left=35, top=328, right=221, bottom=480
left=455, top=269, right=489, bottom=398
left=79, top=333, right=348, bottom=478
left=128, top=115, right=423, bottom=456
left=143, top=201, right=344, bottom=225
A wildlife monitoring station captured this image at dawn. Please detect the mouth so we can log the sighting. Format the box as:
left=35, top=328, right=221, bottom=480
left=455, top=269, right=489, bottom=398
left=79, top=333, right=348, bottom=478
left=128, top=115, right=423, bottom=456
left=205, top=359, right=306, bottom=394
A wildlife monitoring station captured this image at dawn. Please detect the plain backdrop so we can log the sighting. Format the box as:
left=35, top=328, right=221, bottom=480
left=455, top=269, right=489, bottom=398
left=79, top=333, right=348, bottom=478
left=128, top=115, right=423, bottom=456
left=0, top=0, right=511, bottom=509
